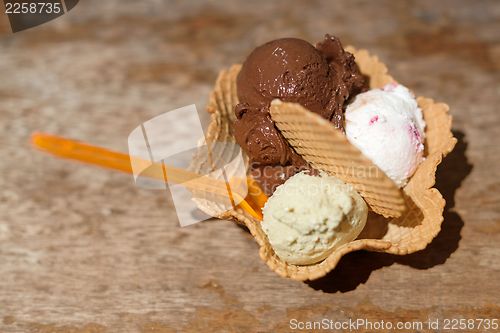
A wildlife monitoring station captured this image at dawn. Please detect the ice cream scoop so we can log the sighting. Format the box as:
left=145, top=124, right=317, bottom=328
left=234, top=35, right=367, bottom=194
left=261, top=171, right=368, bottom=265
left=345, top=83, right=426, bottom=188
left=237, top=36, right=359, bottom=123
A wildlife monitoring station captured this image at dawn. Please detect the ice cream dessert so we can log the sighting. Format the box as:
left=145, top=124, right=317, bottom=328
left=345, top=83, right=425, bottom=188
left=233, top=35, right=367, bottom=194
left=192, top=34, right=455, bottom=280
left=261, top=171, right=368, bottom=265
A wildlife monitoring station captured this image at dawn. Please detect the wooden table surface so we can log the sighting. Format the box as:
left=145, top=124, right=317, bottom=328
left=1, top=0, right=499, bottom=332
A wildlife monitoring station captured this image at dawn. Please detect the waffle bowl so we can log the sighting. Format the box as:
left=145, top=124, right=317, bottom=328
left=190, top=47, right=456, bottom=281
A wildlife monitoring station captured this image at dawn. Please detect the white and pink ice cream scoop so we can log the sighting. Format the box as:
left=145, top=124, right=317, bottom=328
left=345, top=83, right=425, bottom=188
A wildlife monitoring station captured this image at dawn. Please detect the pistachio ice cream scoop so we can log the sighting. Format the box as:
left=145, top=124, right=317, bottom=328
left=261, top=172, right=368, bottom=265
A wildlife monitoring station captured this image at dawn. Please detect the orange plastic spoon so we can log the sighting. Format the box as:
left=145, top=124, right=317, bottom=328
left=31, top=132, right=267, bottom=220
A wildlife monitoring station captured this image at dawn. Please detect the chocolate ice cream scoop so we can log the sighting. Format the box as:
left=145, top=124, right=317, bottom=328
left=233, top=35, right=367, bottom=194
left=237, top=37, right=336, bottom=120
